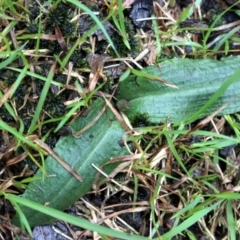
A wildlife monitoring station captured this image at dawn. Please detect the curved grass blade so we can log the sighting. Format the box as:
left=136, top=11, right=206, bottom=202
left=66, top=0, right=119, bottom=57
left=9, top=194, right=148, bottom=240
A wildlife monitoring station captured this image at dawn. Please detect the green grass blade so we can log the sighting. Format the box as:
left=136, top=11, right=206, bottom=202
left=165, top=41, right=203, bottom=48
left=213, top=26, right=240, bottom=52
left=152, top=14, right=161, bottom=57
left=0, top=120, right=39, bottom=150
left=0, top=50, right=20, bottom=69
left=164, top=132, right=189, bottom=174
left=118, top=0, right=130, bottom=49
left=185, top=67, right=240, bottom=124
left=226, top=200, right=236, bottom=240
left=203, top=1, right=240, bottom=47
left=0, top=90, right=17, bottom=120
left=66, top=0, right=119, bottom=57
left=54, top=99, right=86, bottom=132
left=10, top=65, right=28, bottom=98
left=161, top=199, right=224, bottom=239
left=178, top=6, right=193, bottom=22
left=172, top=194, right=202, bottom=219
left=8, top=67, right=63, bottom=88
left=206, top=192, right=240, bottom=200
left=28, top=63, right=56, bottom=133
left=135, top=165, right=178, bottom=180
left=12, top=200, right=32, bottom=235
left=7, top=194, right=148, bottom=240
left=58, top=4, right=117, bottom=68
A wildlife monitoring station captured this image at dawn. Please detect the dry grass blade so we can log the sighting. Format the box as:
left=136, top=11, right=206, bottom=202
left=100, top=92, right=131, bottom=133
left=87, top=54, right=107, bottom=93
left=123, top=0, right=136, bottom=8
left=212, top=19, right=240, bottom=31
left=33, top=139, right=82, bottom=182
left=0, top=84, right=14, bottom=108
left=97, top=206, right=149, bottom=225
left=92, top=163, right=134, bottom=194
left=2, top=0, right=240, bottom=238
left=54, top=25, right=68, bottom=54
left=101, top=92, right=143, bottom=154
left=30, top=34, right=57, bottom=40
left=6, top=153, right=28, bottom=167
left=72, top=105, right=107, bottom=138
left=131, top=68, right=178, bottom=88
left=186, top=94, right=240, bottom=136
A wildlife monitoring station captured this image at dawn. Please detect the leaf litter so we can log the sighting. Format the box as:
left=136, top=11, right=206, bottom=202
left=1, top=0, right=240, bottom=239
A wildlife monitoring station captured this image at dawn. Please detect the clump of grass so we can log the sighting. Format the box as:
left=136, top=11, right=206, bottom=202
left=0, top=0, right=240, bottom=239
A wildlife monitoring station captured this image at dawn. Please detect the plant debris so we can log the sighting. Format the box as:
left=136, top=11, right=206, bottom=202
left=1, top=0, right=240, bottom=239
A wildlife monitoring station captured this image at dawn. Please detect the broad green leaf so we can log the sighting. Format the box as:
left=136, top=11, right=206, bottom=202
left=117, top=56, right=240, bottom=124
left=13, top=100, right=128, bottom=227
